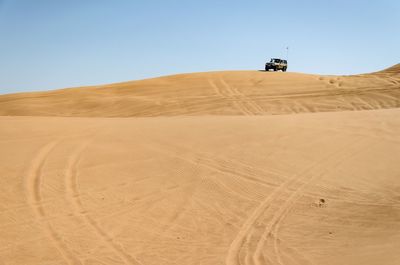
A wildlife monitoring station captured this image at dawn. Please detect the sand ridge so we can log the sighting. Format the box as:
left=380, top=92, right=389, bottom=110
left=0, top=64, right=399, bottom=117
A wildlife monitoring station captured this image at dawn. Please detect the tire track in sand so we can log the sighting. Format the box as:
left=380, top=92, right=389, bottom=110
left=208, top=79, right=253, bottom=115
left=26, top=140, right=83, bottom=265
left=226, top=140, right=363, bottom=265
left=65, top=141, right=144, bottom=265
left=220, top=78, right=265, bottom=114
left=269, top=140, right=367, bottom=265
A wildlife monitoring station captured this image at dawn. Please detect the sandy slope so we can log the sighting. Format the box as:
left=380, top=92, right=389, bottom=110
left=0, top=65, right=399, bottom=117
left=0, top=65, right=399, bottom=265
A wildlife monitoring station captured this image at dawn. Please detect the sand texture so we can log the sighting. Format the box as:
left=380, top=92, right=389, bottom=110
left=1, top=65, right=399, bottom=117
left=0, top=65, right=399, bottom=265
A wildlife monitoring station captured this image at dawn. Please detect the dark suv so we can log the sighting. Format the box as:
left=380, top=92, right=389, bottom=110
left=265, top=58, right=287, bottom=72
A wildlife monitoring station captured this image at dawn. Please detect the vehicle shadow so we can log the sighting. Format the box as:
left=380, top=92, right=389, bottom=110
left=258, top=70, right=286, bottom=72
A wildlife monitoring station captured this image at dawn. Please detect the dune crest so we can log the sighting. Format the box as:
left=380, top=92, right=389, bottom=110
left=0, top=65, right=399, bottom=117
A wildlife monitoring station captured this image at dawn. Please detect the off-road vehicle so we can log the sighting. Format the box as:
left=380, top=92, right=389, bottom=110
left=265, top=58, right=287, bottom=72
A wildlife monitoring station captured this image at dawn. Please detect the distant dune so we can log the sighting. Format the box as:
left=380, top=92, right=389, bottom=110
left=0, top=64, right=399, bottom=117
left=0, top=65, right=399, bottom=265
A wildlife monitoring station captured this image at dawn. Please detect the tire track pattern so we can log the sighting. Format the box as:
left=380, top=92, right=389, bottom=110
left=269, top=143, right=366, bottom=265
left=226, top=139, right=365, bottom=265
left=26, top=140, right=83, bottom=265
left=220, top=78, right=264, bottom=115
left=65, top=141, right=144, bottom=265
left=209, top=79, right=264, bottom=115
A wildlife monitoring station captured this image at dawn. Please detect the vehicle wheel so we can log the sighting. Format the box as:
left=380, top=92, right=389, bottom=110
left=265, top=67, right=269, bottom=71
left=283, top=67, right=287, bottom=72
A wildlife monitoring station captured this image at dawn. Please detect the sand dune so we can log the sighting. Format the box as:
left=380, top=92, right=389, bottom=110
left=0, top=65, right=399, bottom=117
left=0, top=65, right=400, bottom=265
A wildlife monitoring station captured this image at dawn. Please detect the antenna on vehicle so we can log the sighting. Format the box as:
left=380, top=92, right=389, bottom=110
left=286, top=46, right=289, bottom=61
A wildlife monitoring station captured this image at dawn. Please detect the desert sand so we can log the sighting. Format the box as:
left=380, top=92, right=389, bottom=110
left=0, top=65, right=399, bottom=265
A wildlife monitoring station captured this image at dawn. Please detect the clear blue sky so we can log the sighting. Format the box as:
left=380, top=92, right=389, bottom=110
left=0, top=0, right=399, bottom=94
